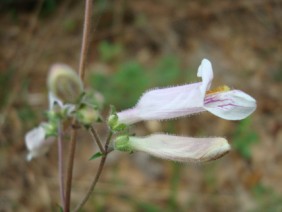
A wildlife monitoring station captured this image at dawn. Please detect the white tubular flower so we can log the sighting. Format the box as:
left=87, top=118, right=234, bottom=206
left=117, top=59, right=256, bottom=125
left=25, top=125, right=55, bottom=161
left=114, top=134, right=231, bottom=163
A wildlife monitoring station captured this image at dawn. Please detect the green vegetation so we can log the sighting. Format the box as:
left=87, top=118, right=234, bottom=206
left=232, top=117, right=259, bottom=160
left=251, top=183, right=282, bottom=212
left=90, top=41, right=193, bottom=110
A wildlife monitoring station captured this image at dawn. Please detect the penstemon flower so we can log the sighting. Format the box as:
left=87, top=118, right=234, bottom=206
left=114, top=134, right=231, bottom=163
left=25, top=124, right=55, bottom=161
left=117, top=59, right=256, bottom=125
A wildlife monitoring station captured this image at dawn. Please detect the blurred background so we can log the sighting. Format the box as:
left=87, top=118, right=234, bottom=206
left=0, top=0, right=281, bottom=211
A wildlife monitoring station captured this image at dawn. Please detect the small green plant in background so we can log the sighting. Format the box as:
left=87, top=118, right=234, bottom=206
left=98, top=41, right=123, bottom=63
left=90, top=41, right=189, bottom=110
left=150, top=55, right=181, bottom=87
left=251, top=183, right=282, bottom=212
left=232, top=117, right=258, bottom=160
left=90, top=60, right=148, bottom=109
left=0, top=67, right=16, bottom=109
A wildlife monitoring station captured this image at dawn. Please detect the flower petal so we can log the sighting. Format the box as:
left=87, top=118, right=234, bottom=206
left=197, top=58, right=213, bottom=95
left=204, top=90, right=256, bottom=120
left=25, top=125, right=54, bottom=161
left=117, top=59, right=214, bottom=124
left=48, top=92, right=63, bottom=109
left=120, top=134, right=230, bottom=163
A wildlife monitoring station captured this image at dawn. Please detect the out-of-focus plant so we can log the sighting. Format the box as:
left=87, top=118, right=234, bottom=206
left=23, top=1, right=257, bottom=211
left=151, top=55, right=181, bottom=87
left=252, top=183, right=282, bottom=211
left=90, top=60, right=148, bottom=108
left=98, top=41, right=123, bottom=62
left=0, top=67, right=16, bottom=109
left=233, top=117, right=258, bottom=160
left=90, top=55, right=186, bottom=109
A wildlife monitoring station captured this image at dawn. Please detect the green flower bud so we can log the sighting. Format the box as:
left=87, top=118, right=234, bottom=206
left=42, top=122, right=57, bottom=137
left=114, top=135, right=132, bottom=152
left=48, top=64, right=83, bottom=104
left=81, top=90, right=105, bottom=110
left=108, top=114, right=127, bottom=132
left=76, top=106, right=100, bottom=127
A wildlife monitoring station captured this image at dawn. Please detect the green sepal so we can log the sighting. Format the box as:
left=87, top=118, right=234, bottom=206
left=108, top=105, right=128, bottom=132
left=42, top=122, right=58, bottom=137
left=80, top=90, right=104, bottom=110
left=114, top=135, right=133, bottom=152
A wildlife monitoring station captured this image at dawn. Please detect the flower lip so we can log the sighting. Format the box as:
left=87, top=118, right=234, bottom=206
left=204, top=90, right=256, bottom=120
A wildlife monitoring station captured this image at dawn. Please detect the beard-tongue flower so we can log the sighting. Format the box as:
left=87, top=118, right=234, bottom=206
left=117, top=59, right=256, bottom=125
left=25, top=124, right=55, bottom=161
left=114, top=134, right=231, bottom=163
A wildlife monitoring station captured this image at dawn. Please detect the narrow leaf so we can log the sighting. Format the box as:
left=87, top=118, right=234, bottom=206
left=89, top=152, right=104, bottom=160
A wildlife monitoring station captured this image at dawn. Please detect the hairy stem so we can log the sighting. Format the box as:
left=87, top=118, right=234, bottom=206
left=64, top=1, right=93, bottom=211
left=74, top=131, right=113, bottom=211
left=57, top=122, right=65, bottom=209
left=89, top=126, right=105, bottom=153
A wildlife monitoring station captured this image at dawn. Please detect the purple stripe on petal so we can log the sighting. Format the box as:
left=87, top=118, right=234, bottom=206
left=204, top=90, right=256, bottom=120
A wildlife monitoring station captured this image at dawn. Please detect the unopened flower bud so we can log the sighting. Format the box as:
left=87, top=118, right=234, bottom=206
left=76, top=106, right=100, bottom=127
left=108, top=114, right=127, bottom=132
left=48, top=64, right=83, bottom=104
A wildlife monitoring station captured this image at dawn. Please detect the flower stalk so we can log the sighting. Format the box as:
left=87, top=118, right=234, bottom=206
left=57, top=122, right=65, bottom=210
left=74, top=131, right=113, bottom=212
left=64, top=0, right=93, bottom=211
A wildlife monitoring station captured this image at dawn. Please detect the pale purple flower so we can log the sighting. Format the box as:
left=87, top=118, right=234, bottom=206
left=114, top=134, right=231, bottom=163
left=25, top=125, right=55, bottom=161
left=117, top=59, right=256, bottom=125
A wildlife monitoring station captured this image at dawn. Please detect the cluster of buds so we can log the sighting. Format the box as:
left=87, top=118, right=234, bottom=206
left=25, top=64, right=103, bottom=160
left=112, top=59, right=256, bottom=163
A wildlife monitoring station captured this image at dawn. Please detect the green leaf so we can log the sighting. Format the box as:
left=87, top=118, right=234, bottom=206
left=233, top=118, right=259, bottom=160
left=89, top=152, right=104, bottom=160
left=56, top=204, right=63, bottom=212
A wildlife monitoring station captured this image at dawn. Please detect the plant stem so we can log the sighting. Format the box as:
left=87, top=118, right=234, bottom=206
left=74, top=131, right=113, bottom=212
left=64, top=0, right=93, bottom=211
left=64, top=126, right=77, bottom=212
left=79, top=0, right=93, bottom=81
left=89, top=126, right=105, bottom=153
left=58, top=122, right=65, bottom=209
